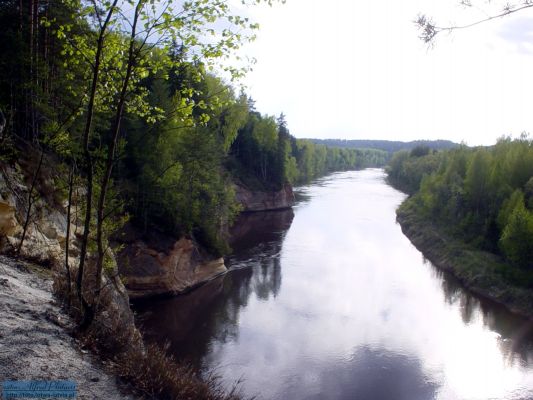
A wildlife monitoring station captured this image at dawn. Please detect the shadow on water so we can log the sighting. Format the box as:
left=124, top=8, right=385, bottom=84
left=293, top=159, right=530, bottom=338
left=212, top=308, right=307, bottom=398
left=134, top=208, right=294, bottom=370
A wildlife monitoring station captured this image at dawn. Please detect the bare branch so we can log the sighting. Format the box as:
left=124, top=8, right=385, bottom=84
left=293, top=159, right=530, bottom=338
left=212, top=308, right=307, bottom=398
left=415, top=2, right=533, bottom=44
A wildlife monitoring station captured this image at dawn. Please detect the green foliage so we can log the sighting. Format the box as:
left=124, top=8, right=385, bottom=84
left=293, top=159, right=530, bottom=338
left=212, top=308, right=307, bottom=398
left=386, top=149, right=442, bottom=194
left=464, top=149, right=492, bottom=214
left=499, top=201, right=533, bottom=270
left=309, top=138, right=458, bottom=154
left=497, top=190, right=524, bottom=230
left=229, top=113, right=382, bottom=190
left=388, top=136, right=533, bottom=274
left=410, top=145, right=431, bottom=157
left=0, top=0, right=369, bottom=258
left=525, top=177, right=533, bottom=210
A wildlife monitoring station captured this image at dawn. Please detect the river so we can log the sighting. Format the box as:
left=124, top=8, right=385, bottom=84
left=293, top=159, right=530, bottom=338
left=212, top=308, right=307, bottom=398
left=135, top=169, right=533, bottom=400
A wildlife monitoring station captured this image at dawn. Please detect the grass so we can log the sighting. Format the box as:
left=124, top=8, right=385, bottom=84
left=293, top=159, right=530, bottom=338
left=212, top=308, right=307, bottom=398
left=111, top=343, right=243, bottom=400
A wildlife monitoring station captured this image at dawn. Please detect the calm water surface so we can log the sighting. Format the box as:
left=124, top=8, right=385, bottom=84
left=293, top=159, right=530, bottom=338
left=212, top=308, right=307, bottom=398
left=136, top=169, right=533, bottom=400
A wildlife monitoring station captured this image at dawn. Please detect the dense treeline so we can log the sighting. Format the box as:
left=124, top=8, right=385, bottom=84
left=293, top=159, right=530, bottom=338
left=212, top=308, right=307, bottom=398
left=386, top=145, right=443, bottom=194
left=387, top=138, right=533, bottom=275
left=0, top=0, right=371, bottom=262
left=309, top=138, right=458, bottom=154
left=229, top=112, right=387, bottom=191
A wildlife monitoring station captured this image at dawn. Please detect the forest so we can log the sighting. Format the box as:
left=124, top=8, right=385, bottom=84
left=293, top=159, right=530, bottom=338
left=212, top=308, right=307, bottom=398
left=309, top=138, right=458, bottom=154
left=387, top=138, right=533, bottom=276
left=0, top=0, right=383, bottom=260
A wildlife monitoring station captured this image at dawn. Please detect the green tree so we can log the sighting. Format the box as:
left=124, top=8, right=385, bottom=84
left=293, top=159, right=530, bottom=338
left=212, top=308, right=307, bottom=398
left=464, top=149, right=492, bottom=215
left=500, top=201, right=533, bottom=270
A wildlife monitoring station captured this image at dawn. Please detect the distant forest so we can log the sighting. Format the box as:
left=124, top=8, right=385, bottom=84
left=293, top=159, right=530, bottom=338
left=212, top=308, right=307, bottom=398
left=309, top=139, right=459, bottom=154
left=387, top=138, right=533, bottom=275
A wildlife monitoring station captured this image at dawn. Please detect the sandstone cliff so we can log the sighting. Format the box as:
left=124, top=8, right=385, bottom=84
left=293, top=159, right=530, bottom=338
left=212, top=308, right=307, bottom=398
left=234, top=182, right=295, bottom=212
left=0, top=162, right=141, bottom=352
left=116, top=226, right=227, bottom=300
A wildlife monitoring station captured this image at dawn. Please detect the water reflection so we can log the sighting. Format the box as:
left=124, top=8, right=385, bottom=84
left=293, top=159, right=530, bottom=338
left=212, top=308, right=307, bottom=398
left=283, top=346, right=439, bottom=400
left=135, top=170, right=533, bottom=400
left=136, top=209, right=294, bottom=369
left=431, top=263, right=533, bottom=366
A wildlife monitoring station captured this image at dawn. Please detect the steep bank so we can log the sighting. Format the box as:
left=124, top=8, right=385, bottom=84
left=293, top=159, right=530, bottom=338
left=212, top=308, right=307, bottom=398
left=0, top=159, right=243, bottom=400
left=396, top=203, right=533, bottom=319
left=115, top=182, right=295, bottom=300
left=0, top=256, right=137, bottom=399
left=234, top=182, right=295, bottom=212
left=0, top=162, right=142, bottom=350
left=116, top=226, right=226, bottom=300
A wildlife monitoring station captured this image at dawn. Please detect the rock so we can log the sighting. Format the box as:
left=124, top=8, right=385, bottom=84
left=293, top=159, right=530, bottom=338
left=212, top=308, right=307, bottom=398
left=0, top=199, right=20, bottom=237
left=0, top=164, right=80, bottom=264
left=117, top=228, right=227, bottom=299
left=234, top=182, right=295, bottom=212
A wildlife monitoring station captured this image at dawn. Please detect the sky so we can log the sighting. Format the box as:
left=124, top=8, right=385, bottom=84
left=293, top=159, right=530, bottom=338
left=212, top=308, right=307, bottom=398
left=229, top=0, right=533, bottom=146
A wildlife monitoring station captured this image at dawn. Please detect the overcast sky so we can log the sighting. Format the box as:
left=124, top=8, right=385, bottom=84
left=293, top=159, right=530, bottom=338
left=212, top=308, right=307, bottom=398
left=232, top=0, right=533, bottom=146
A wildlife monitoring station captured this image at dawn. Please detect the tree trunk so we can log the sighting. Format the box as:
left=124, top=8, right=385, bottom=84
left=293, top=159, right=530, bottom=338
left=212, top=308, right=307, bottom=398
left=64, top=165, right=74, bottom=306
left=77, top=0, right=119, bottom=331
left=93, top=1, right=143, bottom=311
left=16, top=148, right=44, bottom=255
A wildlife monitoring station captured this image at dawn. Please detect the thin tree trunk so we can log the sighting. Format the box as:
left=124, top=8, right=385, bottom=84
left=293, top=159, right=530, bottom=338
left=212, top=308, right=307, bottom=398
left=77, top=0, right=118, bottom=330
left=64, top=165, right=74, bottom=306
left=28, top=0, right=35, bottom=140
left=17, top=148, right=44, bottom=255
left=19, top=0, right=23, bottom=31
left=93, top=0, right=143, bottom=307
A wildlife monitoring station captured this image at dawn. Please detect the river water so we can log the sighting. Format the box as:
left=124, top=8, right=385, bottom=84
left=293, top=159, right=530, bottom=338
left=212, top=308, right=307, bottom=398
left=135, top=169, right=533, bottom=400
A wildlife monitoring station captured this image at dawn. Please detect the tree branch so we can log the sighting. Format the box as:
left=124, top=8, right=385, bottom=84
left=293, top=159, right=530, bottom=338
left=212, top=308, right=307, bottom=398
left=416, top=2, right=533, bottom=43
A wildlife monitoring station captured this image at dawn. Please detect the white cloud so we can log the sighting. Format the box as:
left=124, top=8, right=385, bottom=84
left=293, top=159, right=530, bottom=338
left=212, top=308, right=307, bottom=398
left=236, top=0, right=533, bottom=145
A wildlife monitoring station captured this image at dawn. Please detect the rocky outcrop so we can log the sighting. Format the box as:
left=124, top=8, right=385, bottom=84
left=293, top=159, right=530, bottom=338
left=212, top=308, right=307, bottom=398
left=116, top=227, right=227, bottom=300
left=234, top=182, right=295, bottom=212
left=0, top=200, right=19, bottom=236
left=0, top=161, right=142, bottom=352
left=0, top=164, right=73, bottom=263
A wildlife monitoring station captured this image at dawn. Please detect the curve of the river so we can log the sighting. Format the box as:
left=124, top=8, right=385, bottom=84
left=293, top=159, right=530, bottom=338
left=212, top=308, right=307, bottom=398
left=135, top=169, right=533, bottom=400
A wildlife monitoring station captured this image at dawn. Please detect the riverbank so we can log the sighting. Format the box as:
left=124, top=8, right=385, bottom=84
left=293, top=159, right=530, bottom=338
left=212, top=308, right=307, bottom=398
left=0, top=254, right=246, bottom=400
left=0, top=255, right=137, bottom=399
left=396, top=202, right=533, bottom=320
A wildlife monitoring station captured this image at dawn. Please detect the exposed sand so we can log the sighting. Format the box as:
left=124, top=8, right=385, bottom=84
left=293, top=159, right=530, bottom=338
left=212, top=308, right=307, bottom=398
left=0, top=256, right=138, bottom=399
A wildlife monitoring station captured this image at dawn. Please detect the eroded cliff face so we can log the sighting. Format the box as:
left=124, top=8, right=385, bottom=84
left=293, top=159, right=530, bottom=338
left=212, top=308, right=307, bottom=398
left=234, top=182, right=295, bottom=212
left=0, top=162, right=142, bottom=352
left=116, top=227, right=227, bottom=300
left=0, top=200, right=19, bottom=237
left=115, top=180, right=296, bottom=299
left=0, top=165, right=71, bottom=262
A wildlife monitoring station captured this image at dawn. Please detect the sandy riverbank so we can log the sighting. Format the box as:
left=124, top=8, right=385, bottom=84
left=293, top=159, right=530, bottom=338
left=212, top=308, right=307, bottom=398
left=0, top=255, right=137, bottom=399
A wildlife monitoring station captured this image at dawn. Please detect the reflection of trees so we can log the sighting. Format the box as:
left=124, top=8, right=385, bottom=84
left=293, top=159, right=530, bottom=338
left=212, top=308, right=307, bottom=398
left=255, top=255, right=282, bottom=299
left=134, top=209, right=294, bottom=370
left=228, top=208, right=294, bottom=254
left=430, top=262, right=533, bottom=365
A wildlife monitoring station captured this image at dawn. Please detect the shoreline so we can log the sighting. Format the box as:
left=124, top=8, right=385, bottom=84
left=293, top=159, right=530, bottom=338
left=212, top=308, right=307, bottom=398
left=0, top=255, right=138, bottom=399
left=396, top=204, right=533, bottom=320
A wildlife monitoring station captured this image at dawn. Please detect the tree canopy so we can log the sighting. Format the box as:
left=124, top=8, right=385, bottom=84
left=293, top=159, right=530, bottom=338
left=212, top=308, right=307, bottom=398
left=387, top=136, right=533, bottom=273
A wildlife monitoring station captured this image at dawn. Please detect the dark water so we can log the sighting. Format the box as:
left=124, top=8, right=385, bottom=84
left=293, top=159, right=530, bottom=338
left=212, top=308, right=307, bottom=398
left=135, top=169, right=533, bottom=400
